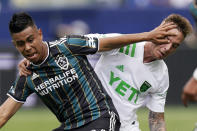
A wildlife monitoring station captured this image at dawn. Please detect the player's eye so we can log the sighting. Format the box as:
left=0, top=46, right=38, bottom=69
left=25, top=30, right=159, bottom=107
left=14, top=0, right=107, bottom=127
left=27, top=38, right=34, bottom=43
left=16, top=41, right=25, bottom=47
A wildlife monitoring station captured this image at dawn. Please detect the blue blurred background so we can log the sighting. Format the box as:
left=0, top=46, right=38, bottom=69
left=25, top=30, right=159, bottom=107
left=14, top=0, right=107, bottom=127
left=0, top=0, right=197, bottom=107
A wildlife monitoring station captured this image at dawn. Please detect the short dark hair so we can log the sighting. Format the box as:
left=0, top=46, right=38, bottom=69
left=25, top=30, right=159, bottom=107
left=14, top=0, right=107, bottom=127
left=164, top=14, right=193, bottom=38
left=9, top=12, right=35, bottom=34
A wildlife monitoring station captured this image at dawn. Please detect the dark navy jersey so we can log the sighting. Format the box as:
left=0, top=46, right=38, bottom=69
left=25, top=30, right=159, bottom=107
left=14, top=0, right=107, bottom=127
left=8, top=35, right=116, bottom=130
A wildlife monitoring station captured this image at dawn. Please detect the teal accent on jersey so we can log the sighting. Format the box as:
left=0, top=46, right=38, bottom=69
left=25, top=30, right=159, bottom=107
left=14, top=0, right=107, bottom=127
left=67, top=37, right=86, bottom=46
left=116, top=65, right=124, bottom=72
left=8, top=35, right=116, bottom=130
left=57, top=43, right=98, bottom=128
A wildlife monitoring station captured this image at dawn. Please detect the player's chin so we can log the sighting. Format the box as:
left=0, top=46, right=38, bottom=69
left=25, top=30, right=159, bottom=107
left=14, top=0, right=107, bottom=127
left=26, top=54, right=40, bottom=63
left=155, top=55, right=163, bottom=60
left=156, top=54, right=166, bottom=60
left=25, top=57, right=38, bottom=64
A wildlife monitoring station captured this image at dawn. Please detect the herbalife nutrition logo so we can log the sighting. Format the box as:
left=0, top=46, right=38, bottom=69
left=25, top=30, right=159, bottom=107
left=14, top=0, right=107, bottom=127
left=116, top=65, right=124, bottom=72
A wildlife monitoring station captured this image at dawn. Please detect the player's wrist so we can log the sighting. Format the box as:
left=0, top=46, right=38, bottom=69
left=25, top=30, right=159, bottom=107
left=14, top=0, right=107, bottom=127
left=141, top=32, right=150, bottom=41
left=193, top=68, right=197, bottom=80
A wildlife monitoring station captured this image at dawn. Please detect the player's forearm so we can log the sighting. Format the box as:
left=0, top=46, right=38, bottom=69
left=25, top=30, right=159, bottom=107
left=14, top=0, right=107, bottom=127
left=99, top=32, right=150, bottom=51
left=98, top=22, right=177, bottom=51
left=148, top=111, right=166, bottom=131
left=0, top=118, right=8, bottom=128
left=0, top=107, right=9, bottom=128
left=0, top=98, right=23, bottom=128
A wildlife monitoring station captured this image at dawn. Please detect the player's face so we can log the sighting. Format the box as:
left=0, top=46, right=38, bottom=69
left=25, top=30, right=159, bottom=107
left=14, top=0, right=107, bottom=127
left=12, top=26, right=46, bottom=64
left=152, top=28, right=184, bottom=60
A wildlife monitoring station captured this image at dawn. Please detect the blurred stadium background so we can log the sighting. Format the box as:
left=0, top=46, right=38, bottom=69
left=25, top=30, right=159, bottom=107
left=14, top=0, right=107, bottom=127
left=0, top=0, right=197, bottom=131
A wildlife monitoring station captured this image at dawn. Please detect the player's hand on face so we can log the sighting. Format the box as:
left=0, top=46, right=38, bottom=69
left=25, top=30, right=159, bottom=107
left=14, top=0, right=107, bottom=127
left=18, top=58, right=32, bottom=77
left=148, top=22, right=177, bottom=44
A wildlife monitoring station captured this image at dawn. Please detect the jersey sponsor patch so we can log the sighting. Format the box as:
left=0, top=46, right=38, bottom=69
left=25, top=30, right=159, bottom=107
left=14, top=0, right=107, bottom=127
left=140, top=81, right=151, bottom=92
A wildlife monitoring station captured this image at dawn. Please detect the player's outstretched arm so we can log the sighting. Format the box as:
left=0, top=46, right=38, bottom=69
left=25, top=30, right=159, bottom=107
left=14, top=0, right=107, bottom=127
left=98, top=22, right=176, bottom=51
left=148, top=111, right=166, bottom=131
left=0, top=97, right=23, bottom=128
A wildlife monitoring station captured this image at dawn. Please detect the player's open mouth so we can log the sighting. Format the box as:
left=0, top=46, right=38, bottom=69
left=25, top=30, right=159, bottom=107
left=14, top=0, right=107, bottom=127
left=160, top=51, right=165, bottom=57
left=26, top=53, right=36, bottom=60
left=157, top=51, right=165, bottom=58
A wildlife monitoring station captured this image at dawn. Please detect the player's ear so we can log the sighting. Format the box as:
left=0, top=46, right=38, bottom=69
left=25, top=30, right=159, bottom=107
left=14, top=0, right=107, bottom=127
left=38, top=28, right=43, bottom=40
left=11, top=40, right=16, bottom=45
left=38, top=28, right=42, bottom=35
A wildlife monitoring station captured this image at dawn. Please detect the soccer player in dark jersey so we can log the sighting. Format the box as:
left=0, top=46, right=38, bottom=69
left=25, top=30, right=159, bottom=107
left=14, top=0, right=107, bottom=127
left=0, top=12, right=176, bottom=131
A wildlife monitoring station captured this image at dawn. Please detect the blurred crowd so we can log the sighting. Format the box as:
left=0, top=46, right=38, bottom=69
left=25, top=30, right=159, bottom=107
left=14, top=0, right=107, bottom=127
left=5, top=0, right=193, bottom=9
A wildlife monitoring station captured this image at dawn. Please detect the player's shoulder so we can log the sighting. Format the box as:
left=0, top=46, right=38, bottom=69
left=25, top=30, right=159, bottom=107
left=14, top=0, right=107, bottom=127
left=151, top=60, right=168, bottom=73
left=151, top=60, right=169, bottom=83
left=117, top=42, right=144, bottom=58
left=48, top=36, right=68, bottom=47
left=12, top=75, right=29, bottom=89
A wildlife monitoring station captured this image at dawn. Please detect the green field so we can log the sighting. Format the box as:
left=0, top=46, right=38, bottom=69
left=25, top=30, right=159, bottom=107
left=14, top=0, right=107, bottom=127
left=138, top=105, right=197, bottom=131
left=1, top=105, right=197, bottom=131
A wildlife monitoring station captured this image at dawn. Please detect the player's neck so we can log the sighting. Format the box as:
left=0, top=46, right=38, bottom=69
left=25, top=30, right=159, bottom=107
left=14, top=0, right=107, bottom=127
left=33, top=41, right=48, bottom=65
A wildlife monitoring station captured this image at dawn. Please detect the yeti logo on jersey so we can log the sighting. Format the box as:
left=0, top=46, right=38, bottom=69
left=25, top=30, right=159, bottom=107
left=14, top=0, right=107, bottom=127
left=55, top=54, right=69, bottom=70
left=140, top=81, right=151, bottom=92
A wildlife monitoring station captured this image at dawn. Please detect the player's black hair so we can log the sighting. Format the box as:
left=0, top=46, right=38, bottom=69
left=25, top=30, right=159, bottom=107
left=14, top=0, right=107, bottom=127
left=9, top=12, right=35, bottom=34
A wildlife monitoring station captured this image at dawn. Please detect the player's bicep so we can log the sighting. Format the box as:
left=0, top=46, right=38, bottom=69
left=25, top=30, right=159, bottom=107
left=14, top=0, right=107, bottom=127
left=146, top=91, right=167, bottom=113
left=66, top=35, right=99, bottom=55
left=146, top=73, right=169, bottom=112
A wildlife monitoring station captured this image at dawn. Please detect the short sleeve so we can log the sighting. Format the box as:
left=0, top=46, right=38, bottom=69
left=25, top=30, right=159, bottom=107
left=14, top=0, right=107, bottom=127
left=64, top=35, right=99, bottom=55
left=7, top=76, right=33, bottom=103
left=86, top=33, right=122, bottom=54
left=146, top=70, right=169, bottom=112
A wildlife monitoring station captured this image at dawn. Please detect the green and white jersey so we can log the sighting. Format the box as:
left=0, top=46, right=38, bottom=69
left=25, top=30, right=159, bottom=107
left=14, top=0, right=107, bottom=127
left=94, top=40, right=169, bottom=128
